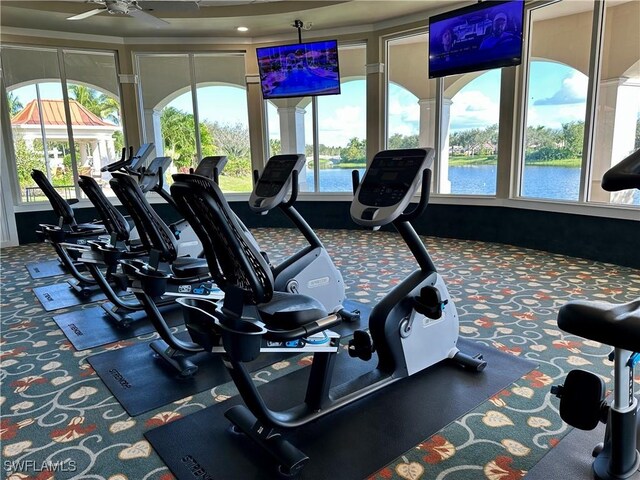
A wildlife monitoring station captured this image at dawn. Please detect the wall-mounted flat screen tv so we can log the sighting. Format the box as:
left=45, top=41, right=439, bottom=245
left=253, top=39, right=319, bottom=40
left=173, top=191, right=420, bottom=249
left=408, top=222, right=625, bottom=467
left=429, top=0, right=524, bottom=79
left=256, top=39, right=341, bottom=99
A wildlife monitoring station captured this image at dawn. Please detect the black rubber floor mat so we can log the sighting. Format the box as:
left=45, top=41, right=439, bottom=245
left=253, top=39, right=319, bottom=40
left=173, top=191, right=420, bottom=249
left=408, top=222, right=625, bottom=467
left=87, top=334, right=297, bottom=417
left=87, top=304, right=371, bottom=417
left=145, top=339, right=537, bottom=480
left=53, top=303, right=184, bottom=351
left=26, top=260, right=66, bottom=279
left=33, top=282, right=111, bottom=311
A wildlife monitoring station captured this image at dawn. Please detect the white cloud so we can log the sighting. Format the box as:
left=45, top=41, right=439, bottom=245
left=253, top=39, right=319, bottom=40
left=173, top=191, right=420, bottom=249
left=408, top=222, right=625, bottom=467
left=388, top=97, right=420, bottom=122
left=534, top=71, right=588, bottom=105
left=528, top=102, right=586, bottom=129
left=449, top=90, right=499, bottom=131
left=317, top=105, right=366, bottom=146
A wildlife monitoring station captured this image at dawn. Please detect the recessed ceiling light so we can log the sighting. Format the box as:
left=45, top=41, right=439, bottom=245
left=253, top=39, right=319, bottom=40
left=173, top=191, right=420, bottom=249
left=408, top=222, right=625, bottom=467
left=237, top=26, right=249, bottom=32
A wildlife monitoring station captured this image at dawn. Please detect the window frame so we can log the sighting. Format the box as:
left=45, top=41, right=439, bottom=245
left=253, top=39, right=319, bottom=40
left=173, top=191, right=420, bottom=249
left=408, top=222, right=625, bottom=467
left=1, top=44, right=125, bottom=205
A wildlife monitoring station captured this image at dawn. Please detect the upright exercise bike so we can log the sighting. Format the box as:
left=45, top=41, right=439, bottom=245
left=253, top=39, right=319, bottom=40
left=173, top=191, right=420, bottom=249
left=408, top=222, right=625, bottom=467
left=551, top=148, right=640, bottom=480
left=168, top=147, right=487, bottom=476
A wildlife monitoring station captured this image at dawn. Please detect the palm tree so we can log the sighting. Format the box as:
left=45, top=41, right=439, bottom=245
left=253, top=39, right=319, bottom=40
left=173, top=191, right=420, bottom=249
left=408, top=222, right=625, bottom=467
left=7, top=91, right=24, bottom=116
left=68, top=84, right=120, bottom=125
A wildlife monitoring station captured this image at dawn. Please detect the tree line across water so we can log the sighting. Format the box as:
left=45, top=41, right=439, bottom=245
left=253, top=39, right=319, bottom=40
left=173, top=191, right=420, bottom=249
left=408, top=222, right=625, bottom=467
left=12, top=91, right=640, bottom=193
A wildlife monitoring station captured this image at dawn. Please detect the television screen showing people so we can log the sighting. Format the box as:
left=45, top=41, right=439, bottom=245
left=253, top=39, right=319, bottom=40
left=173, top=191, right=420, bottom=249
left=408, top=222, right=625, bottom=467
left=429, top=0, right=524, bottom=78
left=256, top=39, right=341, bottom=99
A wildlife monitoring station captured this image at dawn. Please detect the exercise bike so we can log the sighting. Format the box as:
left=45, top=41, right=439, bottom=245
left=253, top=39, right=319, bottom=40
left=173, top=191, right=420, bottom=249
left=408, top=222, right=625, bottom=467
left=249, top=154, right=359, bottom=321
left=551, top=148, right=640, bottom=480
left=31, top=144, right=153, bottom=298
left=165, top=147, right=486, bottom=476
left=74, top=155, right=229, bottom=326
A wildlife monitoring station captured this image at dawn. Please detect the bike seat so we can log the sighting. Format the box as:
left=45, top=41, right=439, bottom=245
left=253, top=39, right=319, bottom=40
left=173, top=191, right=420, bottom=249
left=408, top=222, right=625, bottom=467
left=557, top=299, right=640, bottom=352
left=171, top=257, right=210, bottom=278
left=258, top=291, right=328, bottom=330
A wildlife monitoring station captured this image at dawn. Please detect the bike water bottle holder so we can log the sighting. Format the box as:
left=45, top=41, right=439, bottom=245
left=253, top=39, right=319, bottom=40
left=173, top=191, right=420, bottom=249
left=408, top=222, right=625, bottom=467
left=216, top=317, right=267, bottom=363
left=42, top=225, right=67, bottom=243
left=177, top=297, right=222, bottom=352
left=413, top=285, right=448, bottom=320
left=91, top=241, right=123, bottom=266
left=135, top=266, right=170, bottom=298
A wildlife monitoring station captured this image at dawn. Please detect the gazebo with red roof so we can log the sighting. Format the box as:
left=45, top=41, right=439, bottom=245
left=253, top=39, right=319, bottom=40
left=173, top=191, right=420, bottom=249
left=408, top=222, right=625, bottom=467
left=11, top=99, right=120, bottom=179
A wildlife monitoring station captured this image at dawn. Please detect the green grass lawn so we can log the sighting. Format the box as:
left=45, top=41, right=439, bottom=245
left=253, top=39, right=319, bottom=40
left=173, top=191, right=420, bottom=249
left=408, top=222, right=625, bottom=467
left=447, top=156, right=581, bottom=168
left=525, top=157, right=581, bottom=167
left=448, top=155, right=496, bottom=166
left=218, top=174, right=253, bottom=193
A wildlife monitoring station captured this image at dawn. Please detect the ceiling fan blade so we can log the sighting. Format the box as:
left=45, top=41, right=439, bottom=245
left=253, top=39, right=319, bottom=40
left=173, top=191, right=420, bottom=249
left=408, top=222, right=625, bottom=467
left=127, top=9, right=170, bottom=28
left=67, top=8, right=107, bottom=21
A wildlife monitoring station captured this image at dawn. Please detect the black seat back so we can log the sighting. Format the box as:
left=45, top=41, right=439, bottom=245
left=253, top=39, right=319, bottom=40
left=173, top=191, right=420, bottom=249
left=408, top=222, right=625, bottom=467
left=78, top=175, right=131, bottom=241
left=109, top=172, right=178, bottom=262
left=170, top=174, right=273, bottom=304
left=31, top=169, right=75, bottom=226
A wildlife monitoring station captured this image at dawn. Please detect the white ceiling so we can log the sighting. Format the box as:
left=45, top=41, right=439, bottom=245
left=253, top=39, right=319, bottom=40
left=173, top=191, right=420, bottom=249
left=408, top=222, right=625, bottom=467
left=0, top=0, right=459, bottom=40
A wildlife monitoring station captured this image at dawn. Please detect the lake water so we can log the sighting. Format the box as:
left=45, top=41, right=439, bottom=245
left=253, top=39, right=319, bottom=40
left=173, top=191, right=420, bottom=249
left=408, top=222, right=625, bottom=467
left=306, top=166, right=640, bottom=204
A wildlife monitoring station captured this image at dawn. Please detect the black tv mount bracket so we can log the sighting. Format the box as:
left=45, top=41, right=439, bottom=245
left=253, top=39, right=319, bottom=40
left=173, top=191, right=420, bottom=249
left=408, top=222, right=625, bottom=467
left=292, top=19, right=312, bottom=43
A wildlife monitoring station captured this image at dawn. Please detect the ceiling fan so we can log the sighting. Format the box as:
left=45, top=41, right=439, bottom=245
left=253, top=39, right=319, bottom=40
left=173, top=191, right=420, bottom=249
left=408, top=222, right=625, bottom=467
left=67, top=0, right=170, bottom=27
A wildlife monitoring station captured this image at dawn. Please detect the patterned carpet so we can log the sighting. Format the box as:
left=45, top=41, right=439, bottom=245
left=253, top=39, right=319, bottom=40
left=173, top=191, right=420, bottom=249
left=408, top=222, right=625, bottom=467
left=1, top=228, right=638, bottom=480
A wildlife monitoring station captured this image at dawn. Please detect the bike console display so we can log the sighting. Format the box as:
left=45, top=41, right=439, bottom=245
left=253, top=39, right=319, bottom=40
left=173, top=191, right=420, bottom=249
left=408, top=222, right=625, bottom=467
left=351, top=148, right=434, bottom=227
left=249, top=154, right=306, bottom=213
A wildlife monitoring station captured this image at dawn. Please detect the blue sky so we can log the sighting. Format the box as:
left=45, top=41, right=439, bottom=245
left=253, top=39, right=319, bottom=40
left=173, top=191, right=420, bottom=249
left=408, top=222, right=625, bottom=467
left=11, top=61, right=596, bottom=148
left=387, top=61, right=591, bottom=135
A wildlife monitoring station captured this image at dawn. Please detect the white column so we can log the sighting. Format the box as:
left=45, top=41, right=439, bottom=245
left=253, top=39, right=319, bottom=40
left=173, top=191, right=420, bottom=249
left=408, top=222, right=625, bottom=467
left=1, top=119, right=19, bottom=245
left=278, top=106, right=306, bottom=154
left=278, top=106, right=308, bottom=190
left=90, top=141, right=99, bottom=170
left=439, top=98, right=453, bottom=194
left=144, top=108, right=165, bottom=157
left=79, top=141, right=88, bottom=167
left=97, top=138, right=109, bottom=175
left=106, top=137, right=115, bottom=159
left=418, top=98, right=436, bottom=148
left=591, top=78, right=640, bottom=203
left=419, top=97, right=453, bottom=193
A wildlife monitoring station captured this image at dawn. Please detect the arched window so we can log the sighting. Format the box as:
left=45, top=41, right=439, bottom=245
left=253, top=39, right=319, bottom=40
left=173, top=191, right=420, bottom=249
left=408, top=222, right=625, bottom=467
left=136, top=53, right=250, bottom=192
left=3, top=46, right=122, bottom=202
